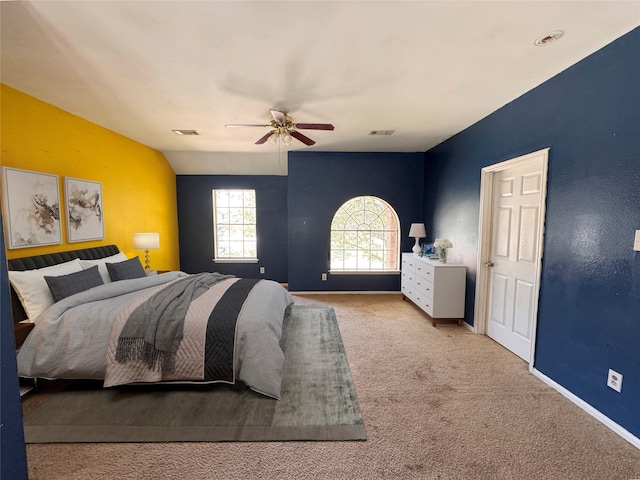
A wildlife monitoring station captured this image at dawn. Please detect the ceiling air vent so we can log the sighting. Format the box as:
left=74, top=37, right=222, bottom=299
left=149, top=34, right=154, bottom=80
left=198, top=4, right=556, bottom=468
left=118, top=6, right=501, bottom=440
left=172, top=129, right=199, bottom=135
left=534, top=30, right=564, bottom=46
left=368, top=130, right=395, bottom=136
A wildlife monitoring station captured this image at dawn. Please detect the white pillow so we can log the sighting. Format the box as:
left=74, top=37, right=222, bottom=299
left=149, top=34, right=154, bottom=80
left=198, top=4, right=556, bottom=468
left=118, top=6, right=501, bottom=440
left=79, top=252, right=128, bottom=284
left=8, top=258, right=84, bottom=320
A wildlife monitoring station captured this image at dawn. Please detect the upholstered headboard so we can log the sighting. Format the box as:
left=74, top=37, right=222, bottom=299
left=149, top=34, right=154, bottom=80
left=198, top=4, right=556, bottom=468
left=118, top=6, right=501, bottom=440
left=7, top=245, right=120, bottom=323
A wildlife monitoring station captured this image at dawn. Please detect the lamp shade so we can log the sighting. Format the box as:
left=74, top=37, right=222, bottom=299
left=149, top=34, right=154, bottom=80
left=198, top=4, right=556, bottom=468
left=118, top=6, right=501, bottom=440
left=408, top=223, right=426, bottom=254
left=408, top=223, right=426, bottom=238
left=133, top=233, right=160, bottom=250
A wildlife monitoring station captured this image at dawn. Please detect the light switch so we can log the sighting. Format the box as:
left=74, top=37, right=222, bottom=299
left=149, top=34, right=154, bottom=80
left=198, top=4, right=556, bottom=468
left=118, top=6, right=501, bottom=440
left=635, top=230, right=640, bottom=251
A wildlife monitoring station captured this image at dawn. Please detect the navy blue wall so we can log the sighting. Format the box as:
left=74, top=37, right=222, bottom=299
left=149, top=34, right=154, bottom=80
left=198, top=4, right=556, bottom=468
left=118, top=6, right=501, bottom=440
left=424, top=27, right=640, bottom=438
left=288, top=152, right=424, bottom=291
left=0, top=209, right=28, bottom=479
left=176, top=175, right=288, bottom=282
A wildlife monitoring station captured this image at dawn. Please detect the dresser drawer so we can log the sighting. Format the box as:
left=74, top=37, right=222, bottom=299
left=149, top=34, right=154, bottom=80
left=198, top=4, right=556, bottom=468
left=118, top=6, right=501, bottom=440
left=402, top=255, right=416, bottom=274
left=414, top=261, right=434, bottom=281
left=401, top=270, right=414, bottom=298
left=414, top=293, right=434, bottom=317
left=401, top=270, right=415, bottom=285
left=414, top=275, right=434, bottom=301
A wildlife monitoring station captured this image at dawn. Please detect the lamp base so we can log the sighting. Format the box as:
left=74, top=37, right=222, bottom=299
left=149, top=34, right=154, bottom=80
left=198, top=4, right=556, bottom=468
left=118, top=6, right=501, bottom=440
left=412, top=238, right=422, bottom=254
left=144, top=249, right=151, bottom=270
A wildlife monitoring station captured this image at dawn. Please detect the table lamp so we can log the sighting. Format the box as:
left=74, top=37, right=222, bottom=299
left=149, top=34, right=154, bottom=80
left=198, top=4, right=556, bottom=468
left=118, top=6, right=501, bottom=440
left=133, top=232, right=160, bottom=270
left=408, top=223, right=426, bottom=254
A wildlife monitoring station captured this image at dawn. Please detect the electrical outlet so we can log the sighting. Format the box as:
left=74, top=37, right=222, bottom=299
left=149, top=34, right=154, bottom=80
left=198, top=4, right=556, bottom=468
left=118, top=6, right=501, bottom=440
left=259, top=266, right=265, bottom=274
left=607, top=369, right=623, bottom=393
left=321, top=273, right=327, bottom=281
left=634, top=230, right=640, bottom=251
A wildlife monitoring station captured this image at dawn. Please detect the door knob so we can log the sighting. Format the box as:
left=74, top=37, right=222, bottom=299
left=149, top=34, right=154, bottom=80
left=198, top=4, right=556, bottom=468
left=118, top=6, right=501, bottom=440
left=484, top=260, right=494, bottom=267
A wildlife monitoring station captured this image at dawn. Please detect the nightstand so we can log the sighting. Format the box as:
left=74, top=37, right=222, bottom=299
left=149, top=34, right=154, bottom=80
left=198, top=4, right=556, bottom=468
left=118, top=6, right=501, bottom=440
left=146, top=270, right=171, bottom=276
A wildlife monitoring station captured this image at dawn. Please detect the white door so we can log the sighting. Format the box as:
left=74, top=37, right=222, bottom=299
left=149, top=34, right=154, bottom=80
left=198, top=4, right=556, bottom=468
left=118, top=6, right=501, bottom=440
left=484, top=151, right=548, bottom=362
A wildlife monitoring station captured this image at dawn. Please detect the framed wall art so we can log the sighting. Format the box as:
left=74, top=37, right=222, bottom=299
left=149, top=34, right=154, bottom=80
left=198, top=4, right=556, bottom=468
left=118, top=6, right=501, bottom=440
left=1, top=167, right=63, bottom=249
left=64, top=177, right=104, bottom=242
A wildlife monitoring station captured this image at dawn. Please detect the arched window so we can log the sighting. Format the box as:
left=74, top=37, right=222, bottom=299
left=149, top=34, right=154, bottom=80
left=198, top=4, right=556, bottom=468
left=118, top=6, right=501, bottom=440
left=330, top=196, right=400, bottom=272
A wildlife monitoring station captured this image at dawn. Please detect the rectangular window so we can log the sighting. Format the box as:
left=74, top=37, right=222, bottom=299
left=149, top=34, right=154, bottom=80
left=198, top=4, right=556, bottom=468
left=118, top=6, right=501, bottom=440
left=212, top=189, right=257, bottom=261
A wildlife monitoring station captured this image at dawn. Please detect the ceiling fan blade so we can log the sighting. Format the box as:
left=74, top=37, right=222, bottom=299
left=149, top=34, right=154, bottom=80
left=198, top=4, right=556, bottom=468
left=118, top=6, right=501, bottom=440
left=270, top=109, right=286, bottom=125
left=225, top=123, right=270, bottom=128
left=291, top=130, right=316, bottom=146
left=295, top=123, right=335, bottom=131
left=255, top=131, right=275, bottom=144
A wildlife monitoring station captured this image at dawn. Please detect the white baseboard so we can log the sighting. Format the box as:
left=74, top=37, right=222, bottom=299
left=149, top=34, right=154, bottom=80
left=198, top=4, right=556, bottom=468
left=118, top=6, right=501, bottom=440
left=532, top=368, right=640, bottom=450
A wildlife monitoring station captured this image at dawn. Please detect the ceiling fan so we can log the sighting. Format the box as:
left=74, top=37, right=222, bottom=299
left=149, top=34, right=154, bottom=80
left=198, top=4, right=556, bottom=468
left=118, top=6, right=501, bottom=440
left=225, top=109, right=334, bottom=146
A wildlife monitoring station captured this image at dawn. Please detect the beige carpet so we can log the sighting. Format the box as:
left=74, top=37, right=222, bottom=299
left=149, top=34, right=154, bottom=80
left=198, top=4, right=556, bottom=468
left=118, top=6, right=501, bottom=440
left=22, top=293, right=640, bottom=479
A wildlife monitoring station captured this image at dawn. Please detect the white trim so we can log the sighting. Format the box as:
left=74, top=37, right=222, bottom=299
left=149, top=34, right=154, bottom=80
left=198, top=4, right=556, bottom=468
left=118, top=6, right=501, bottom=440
left=212, top=189, right=257, bottom=260
left=329, top=270, right=400, bottom=275
left=473, top=167, right=493, bottom=335
left=473, top=148, right=549, bottom=372
left=533, top=369, right=640, bottom=450
left=213, top=258, right=258, bottom=264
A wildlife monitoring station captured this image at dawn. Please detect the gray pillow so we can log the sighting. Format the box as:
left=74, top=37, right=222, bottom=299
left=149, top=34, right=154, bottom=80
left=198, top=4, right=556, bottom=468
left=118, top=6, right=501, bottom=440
left=44, top=266, right=104, bottom=303
left=106, top=256, right=146, bottom=281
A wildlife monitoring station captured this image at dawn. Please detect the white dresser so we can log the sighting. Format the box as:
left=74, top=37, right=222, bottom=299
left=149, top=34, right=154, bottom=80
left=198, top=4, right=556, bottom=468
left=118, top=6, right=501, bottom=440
left=401, top=252, right=466, bottom=326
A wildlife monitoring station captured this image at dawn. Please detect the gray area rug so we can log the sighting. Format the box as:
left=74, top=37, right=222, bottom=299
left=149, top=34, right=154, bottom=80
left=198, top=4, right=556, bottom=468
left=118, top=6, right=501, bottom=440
left=23, top=305, right=366, bottom=443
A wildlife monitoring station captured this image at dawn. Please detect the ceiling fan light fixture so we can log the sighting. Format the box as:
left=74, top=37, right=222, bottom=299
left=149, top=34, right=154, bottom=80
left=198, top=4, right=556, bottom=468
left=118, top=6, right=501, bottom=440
left=228, top=110, right=333, bottom=146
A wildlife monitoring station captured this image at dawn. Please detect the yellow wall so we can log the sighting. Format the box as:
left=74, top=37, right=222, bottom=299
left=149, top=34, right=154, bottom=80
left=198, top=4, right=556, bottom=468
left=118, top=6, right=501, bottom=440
left=0, top=84, right=179, bottom=270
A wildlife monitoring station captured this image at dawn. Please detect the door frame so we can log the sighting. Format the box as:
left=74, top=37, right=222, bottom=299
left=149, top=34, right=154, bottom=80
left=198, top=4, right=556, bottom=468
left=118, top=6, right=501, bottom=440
left=473, top=148, right=549, bottom=371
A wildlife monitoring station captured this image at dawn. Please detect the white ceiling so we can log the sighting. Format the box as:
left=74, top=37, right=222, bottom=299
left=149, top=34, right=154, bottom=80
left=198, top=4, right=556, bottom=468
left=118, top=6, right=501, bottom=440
left=2, top=1, right=639, bottom=174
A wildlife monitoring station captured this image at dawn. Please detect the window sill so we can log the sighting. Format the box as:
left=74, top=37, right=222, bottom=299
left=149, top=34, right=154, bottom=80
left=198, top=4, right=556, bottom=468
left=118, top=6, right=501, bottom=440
left=329, top=270, right=400, bottom=275
left=213, top=258, right=259, bottom=264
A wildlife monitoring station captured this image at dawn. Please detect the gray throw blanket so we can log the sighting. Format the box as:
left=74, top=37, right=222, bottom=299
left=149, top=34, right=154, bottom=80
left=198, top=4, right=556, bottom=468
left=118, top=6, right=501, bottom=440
left=115, top=272, right=234, bottom=372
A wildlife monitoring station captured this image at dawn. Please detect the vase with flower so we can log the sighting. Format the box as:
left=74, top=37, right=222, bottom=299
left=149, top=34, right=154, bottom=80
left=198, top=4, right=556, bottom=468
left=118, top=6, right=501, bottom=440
left=433, top=238, right=453, bottom=263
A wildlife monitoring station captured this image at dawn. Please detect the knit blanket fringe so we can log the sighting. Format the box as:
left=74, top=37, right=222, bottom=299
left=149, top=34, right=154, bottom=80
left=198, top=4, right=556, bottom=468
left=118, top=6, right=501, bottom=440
left=114, top=273, right=234, bottom=375
left=115, top=337, right=176, bottom=373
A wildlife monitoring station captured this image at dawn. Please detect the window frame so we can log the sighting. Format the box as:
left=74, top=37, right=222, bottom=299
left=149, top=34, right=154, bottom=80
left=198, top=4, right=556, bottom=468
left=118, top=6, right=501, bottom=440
left=329, top=196, right=401, bottom=275
left=212, top=189, right=258, bottom=263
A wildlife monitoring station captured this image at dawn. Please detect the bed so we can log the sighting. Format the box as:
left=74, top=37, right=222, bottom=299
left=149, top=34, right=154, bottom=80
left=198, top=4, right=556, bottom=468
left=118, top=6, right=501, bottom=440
left=9, top=245, right=293, bottom=399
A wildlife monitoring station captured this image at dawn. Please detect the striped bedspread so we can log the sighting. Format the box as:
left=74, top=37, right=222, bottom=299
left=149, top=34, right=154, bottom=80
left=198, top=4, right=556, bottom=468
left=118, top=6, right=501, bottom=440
left=17, top=272, right=293, bottom=399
